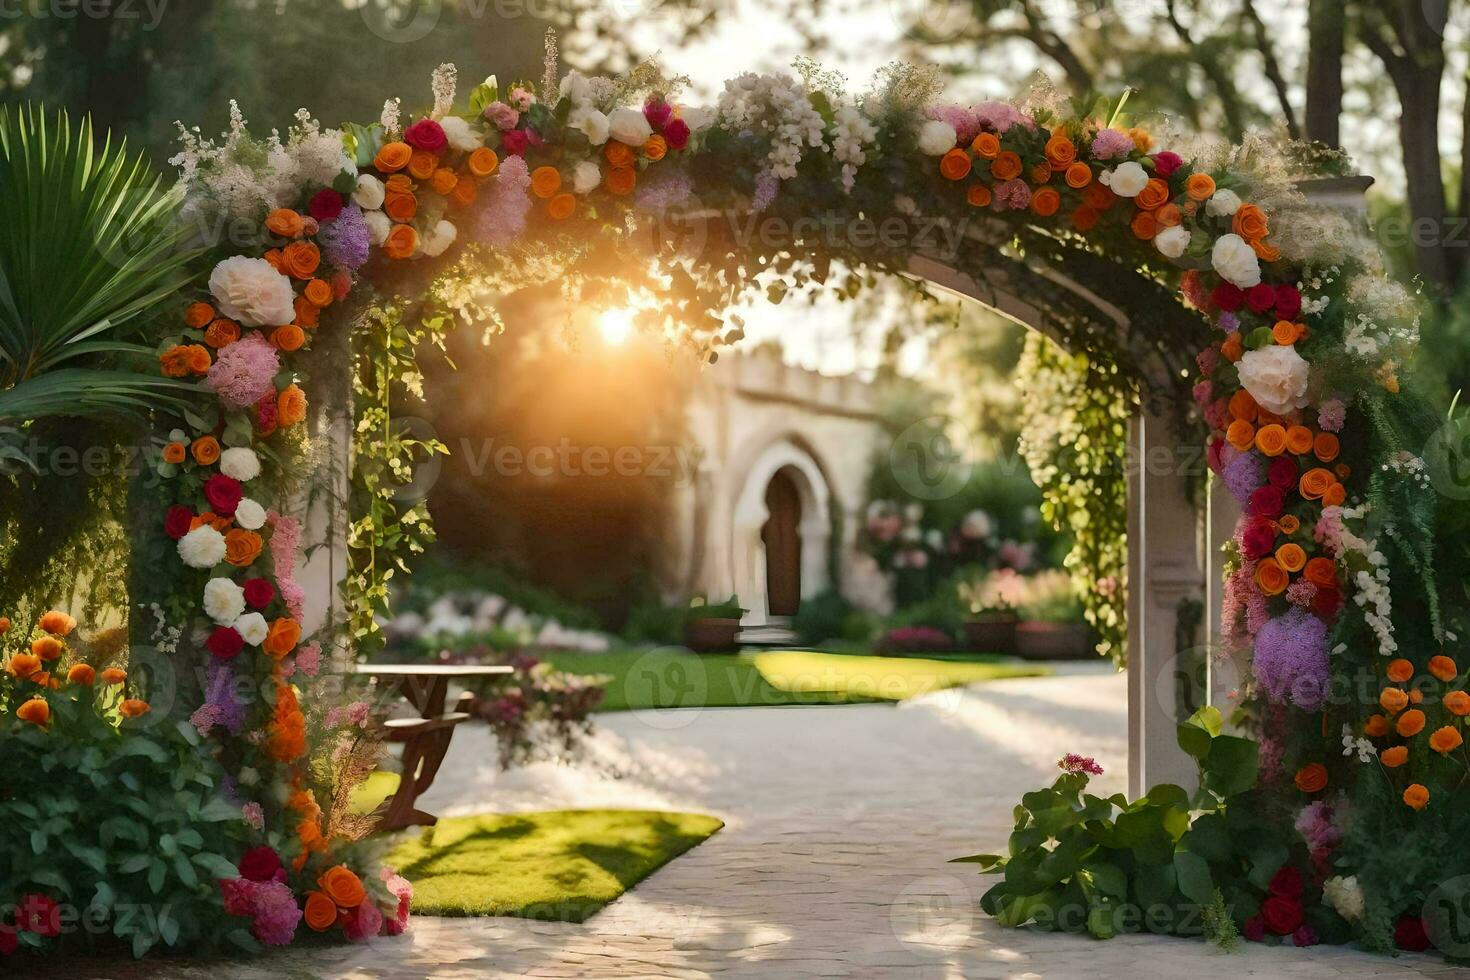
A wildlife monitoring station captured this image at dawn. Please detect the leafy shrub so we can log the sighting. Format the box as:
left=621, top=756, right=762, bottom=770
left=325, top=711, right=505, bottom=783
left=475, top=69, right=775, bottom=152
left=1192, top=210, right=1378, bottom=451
left=621, top=601, right=686, bottom=646
left=688, top=595, right=745, bottom=620
left=883, top=586, right=968, bottom=640
left=792, top=590, right=857, bottom=645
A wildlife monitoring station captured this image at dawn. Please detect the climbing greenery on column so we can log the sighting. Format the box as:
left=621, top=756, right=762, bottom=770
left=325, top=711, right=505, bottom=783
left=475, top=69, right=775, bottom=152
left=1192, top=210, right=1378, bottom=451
left=1017, top=331, right=1133, bottom=666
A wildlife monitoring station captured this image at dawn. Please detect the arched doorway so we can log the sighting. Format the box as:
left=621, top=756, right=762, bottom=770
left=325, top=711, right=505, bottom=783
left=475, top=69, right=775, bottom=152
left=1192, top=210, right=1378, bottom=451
left=762, top=468, right=803, bottom=617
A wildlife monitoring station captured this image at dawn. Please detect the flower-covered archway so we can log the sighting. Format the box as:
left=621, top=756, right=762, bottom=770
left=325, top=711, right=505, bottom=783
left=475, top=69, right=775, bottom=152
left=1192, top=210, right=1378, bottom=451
left=3, top=47, right=1458, bottom=961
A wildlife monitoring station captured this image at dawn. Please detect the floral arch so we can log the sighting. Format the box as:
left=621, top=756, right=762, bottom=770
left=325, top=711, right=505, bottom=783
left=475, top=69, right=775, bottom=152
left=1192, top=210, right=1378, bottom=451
left=3, top=51, right=1459, bottom=959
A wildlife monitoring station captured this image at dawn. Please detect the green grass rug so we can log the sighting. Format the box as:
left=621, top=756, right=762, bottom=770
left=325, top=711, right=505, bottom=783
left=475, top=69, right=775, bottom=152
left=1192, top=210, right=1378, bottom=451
left=386, top=809, right=724, bottom=922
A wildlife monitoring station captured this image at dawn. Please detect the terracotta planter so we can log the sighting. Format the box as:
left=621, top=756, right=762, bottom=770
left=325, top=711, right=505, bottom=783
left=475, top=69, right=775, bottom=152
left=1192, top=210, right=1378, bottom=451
left=683, top=617, right=741, bottom=654
left=963, top=613, right=1018, bottom=655
left=1014, top=621, right=1093, bottom=661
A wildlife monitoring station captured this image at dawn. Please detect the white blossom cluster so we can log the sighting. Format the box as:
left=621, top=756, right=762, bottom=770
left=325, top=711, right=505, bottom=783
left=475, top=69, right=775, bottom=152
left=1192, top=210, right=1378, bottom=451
left=831, top=104, right=877, bottom=192
left=1342, top=274, right=1420, bottom=365
left=1380, top=450, right=1432, bottom=491
left=1337, top=504, right=1395, bottom=656
left=1340, top=722, right=1377, bottom=763
left=717, top=73, right=827, bottom=180
left=430, top=63, right=458, bottom=119
left=144, top=601, right=182, bottom=655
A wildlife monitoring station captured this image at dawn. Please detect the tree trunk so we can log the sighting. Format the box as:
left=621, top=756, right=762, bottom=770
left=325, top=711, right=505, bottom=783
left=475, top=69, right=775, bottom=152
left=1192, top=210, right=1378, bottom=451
left=1305, top=0, right=1344, bottom=147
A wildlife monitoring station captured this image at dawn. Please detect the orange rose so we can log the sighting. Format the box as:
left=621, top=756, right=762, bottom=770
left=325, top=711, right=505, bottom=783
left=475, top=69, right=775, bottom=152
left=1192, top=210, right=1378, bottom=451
left=185, top=302, right=216, bottom=328
left=32, top=636, right=63, bottom=661
left=449, top=177, right=479, bottom=208
left=1275, top=543, right=1306, bottom=573
left=1271, top=320, right=1296, bottom=346
left=374, top=141, right=412, bottom=173
left=642, top=134, right=667, bottom=161
left=1028, top=161, right=1052, bottom=185
left=162, top=442, right=186, bottom=464
left=1364, top=714, right=1390, bottom=737
left=185, top=345, right=212, bottom=375
left=17, top=697, right=50, bottom=726
left=1255, top=557, right=1288, bottom=596
left=1129, top=210, right=1157, bottom=240
left=1251, top=238, right=1282, bottom=262
left=1185, top=173, right=1216, bottom=202
left=1299, top=468, right=1335, bottom=500
left=1322, top=482, right=1347, bottom=507
left=1044, top=134, right=1075, bottom=169
left=1221, top=332, right=1244, bottom=362
left=66, top=664, right=95, bottom=686
left=1226, top=419, right=1255, bottom=451
left=101, top=667, right=126, bottom=685
left=1030, top=187, right=1061, bottom=217
left=468, top=147, right=498, bottom=178
left=318, top=865, right=366, bottom=909
left=1227, top=389, right=1258, bottom=422
left=37, top=611, right=74, bottom=636
left=971, top=133, right=1000, bottom=159
left=1313, top=433, right=1340, bottom=462
left=1302, top=557, right=1336, bottom=588
left=270, top=325, right=306, bottom=352
left=204, top=318, right=241, bottom=348
left=281, top=242, right=321, bottom=281
left=431, top=168, right=459, bottom=196
left=303, top=279, right=334, bottom=309
left=265, top=209, right=305, bottom=239
left=1429, top=656, right=1458, bottom=682
left=531, top=166, right=563, bottom=198
left=1277, top=515, right=1301, bottom=535
left=1154, top=203, right=1182, bottom=227
left=264, top=617, right=301, bottom=658
left=1071, top=206, right=1099, bottom=231
left=192, top=436, right=221, bottom=466
left=939, top=149, right=972, bottom=181
left=1335, top=463, right=1351, bottom=480
left=279, top=384, right=308, bottom=427
left=1381, top=745, right=1408, bottom=768
left=1064, top=162, right=1092, bottom=189
left=1386, top=658, right=1414, bottom=683
left=1254, top=423, right=1287, bottom=456
left=604, top=141, right=635, bottom=167
left=263, top=248, right=284, bottom=273
left=384, top=224, right=418, bottom=260
left=7, top=653, right=41, bottom=679
left=1444, top=690, right=1470, bottom=716
left=1379, top=686, right=1409, bottom=713
left=120, top=698, right=150, bottom=718
left=1293, top=763, right=1327, bottom=793
left=295, top=296, right=320, bottom=329
left=1404, top=784, right=1430, bottom=810
left=966, top=185, right=993, bottom=208
left=547, top=193, right=577, bottom=220
left=159, top=345, right=193, bottom=378
left=605, top=166, right=636, bottom=196
left=1135, top=178, right=1170, bottom=211
left=1397, top=708, right=1426, bottom=737
left=304, top=891, right=338, bottom=931
left=384, top=191, right=418, bottom=223
left=1281, top=425, right=1312, bottom=455
left=407, top=150, right=438, bottom=181
left=1233, top=203, right=1269, bottom=241
left=385, top=173, right=412, bottom=194
left=225, top=529, right=263, bottom=568
left=1083, top=183, right=1115, bottom=210
left=990, top=151, right=1022, bottom=181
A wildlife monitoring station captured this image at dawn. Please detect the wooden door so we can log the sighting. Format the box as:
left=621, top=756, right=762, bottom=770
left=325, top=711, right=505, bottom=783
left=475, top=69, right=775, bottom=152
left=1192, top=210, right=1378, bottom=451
left=762, top=469, right=802, bottom=617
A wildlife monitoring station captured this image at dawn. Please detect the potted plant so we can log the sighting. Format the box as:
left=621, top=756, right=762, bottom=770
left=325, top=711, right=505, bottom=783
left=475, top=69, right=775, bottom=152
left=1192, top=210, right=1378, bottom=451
left=1014, top=571, right=1093, bottom=660
left=682, top=595, right=745, bottom=653
left=959, top=568, right=1026, bottom=655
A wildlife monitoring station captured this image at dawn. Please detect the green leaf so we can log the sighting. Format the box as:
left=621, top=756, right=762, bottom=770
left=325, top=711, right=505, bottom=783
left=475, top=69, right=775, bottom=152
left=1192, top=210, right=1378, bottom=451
left=1173, top=849, right=1214, bottom=905
left=1133, top=862, right=1176, bottom=909
left=117, top=853, right=151, bottom=874
left=1143, top=784, right=1189, bottom=808
left=174, top=854, right=198, bottom=889
left=950, top=853, right=1004, bottom=869
left=1203, top=735, right=1259, bottom=799
left=147, top=858, right=166, bottom=895
left=1184, top=705, right=1223, bottom=737
left=30, top=829, right=46, bottom=854
left=1079, top=862, right=1127, bottom=900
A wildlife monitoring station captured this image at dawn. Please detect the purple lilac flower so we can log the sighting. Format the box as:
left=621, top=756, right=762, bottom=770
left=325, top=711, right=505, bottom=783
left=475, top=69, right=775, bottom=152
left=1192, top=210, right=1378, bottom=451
left=204, top=659, right=247, bottom=734
left=1091, top=128, right=1135, bottom=161
left=318, top=204, right=371, bottom=271
left=476, top=155, right=532, bottom=246
left=634, top=170, right=693, bottom=212
left=751, top=170, right=779, bottom=212
left=1217, top=311, right=1240, bottom=333
left=1222, top=450, right=1266, bottom=503
left=1253, top=608, right=1330, bottom=710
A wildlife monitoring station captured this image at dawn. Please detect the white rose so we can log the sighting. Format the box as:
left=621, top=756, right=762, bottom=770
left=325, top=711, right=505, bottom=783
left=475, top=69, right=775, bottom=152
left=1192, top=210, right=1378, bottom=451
left=1237, top=343, right=1311, bottom=415
left=168, top=428, right=187, bottom=443
left=421, top=220, right=458, bottom=258
left=1211, top=233, right=1262, bottom=288
left=208, top=256, right=295, bottom=328
left=680, top=106, right=714, bottom=133
left=1323, top=876, right=1364, bottom=922
left=438, top=115, right=481, bottom=153
left=353, top=174, right=386, bottom=211
left=568, top=107, right=610, bottom=146
left=559, top=70, right=590, bottom=105
left=1154, top=225, right=1191, bottom=259
left=917, top=119, right=957, bottom=156
left=571, top=160, right=601, bottom=195
left=1100, top=161, right=1148, bottom=197
left=608, top=107, right=652, bottom=147
left=234, top=498, right=267, bottom=531
left=1206, top=188, right=1242, bottom=217
left=235, top=612, right=268, bottom=646
left=219, top=447, right=260, bottom=482
left=363, top=209, right=391, bottom=246
left=178, top=525, right=226, bottom=569
left=203, top=577, right=245, bottom=625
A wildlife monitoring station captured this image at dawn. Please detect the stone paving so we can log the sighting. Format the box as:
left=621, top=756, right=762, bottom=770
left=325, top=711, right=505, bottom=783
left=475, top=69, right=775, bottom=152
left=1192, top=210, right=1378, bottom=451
left=121, top=664, right=1461, bottom=979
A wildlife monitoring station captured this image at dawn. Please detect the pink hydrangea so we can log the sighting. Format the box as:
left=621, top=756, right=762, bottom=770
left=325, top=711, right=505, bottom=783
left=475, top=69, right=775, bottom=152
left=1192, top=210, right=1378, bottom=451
left=1286, top=579, right=1318, bottom=608
left=972, top=101, right=1031, bottom=134
left=267, top=511, right=305, bottom=619
left=1196, top=347, right=1219, bottom=377
left=219, top=877, right=302, bottom=946
left=476, top=155, right=532, bottom=246
left=294, top=642, right=321, bottom=677
left=342, top=898, right=383, bottom=942
left=926, top=105, right=979, bottom=144
left=1318, top=398, right=1346, bottom=433
left=207, top=333, right=280, bottom=410
left=1295, top=800, right=1341, bottom=852
left=1314, top=506, right=1345, bottom=558
left=1091, top=128, right=1135, bottom=160
left=992, top=178, right=1031, bottom=210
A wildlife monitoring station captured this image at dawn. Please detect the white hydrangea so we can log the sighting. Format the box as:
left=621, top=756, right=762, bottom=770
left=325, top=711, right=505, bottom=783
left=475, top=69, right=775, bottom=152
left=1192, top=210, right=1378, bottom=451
left=234, top=498, right=267, bottom=531
left=608, top=107, right=652, bottom=146
left=430, top=62, right=458, bottom=119
left=178, top=525, right=226, bottom=569
left=421, top=220, right=458, bottom=258
left=572, top=160, right=601, bottom=195
left=1339, top=505, right=1396, bottom=656
left=1323, top=876, right=1364, bottom=922
left=1206, top=188, right=1242, bottom=216
left=235, top=612, right=268, bottom=646
left=203, top=577, right=245, bottom=625
left=363, top=209, right=392, bottom=246
left=1154, top=225, right=1191, bottom=259
left=916, top=119, right=956, bottom=156
left=219, top=447, right=260, bottom=482
left=832, top=104, right=877, bottom=192
left=716, top=73, right=827, bottom=180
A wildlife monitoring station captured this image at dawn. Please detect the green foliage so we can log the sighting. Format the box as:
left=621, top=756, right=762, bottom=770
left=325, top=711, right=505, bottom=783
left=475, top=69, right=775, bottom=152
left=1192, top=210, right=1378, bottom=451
left=1017, top=332, right=1133, bottom=664
left=792, top=589, right=874, bottom=645
left=687, top=595, right=746, bottom=620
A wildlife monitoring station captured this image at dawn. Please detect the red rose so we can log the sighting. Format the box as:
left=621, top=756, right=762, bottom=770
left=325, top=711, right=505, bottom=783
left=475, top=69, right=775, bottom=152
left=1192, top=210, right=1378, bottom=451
left=243, top=578, right=275, bottom=609
left=1241, top=519, right=1276, bottom=560
left=1249, top=484, right=1285, bottom=519
left=256, top=392, right=279, bottom=436
left=1241, top=916, right=1265, bottom=942
left=308, top=189, right=344, bottom=223
left=500, top=128, right=529, bottom=156
left=204, top=473, right=242, bottom=516
left=403, top=119, right=447, bottom=154
left=1313, top=585, right=1343, bottom=620
left=1153, top=151, right=1183, bottom=176
left=643, top=99, right=673, bottom=130
left=1274, top=284, right=1302, bottom=321
left=1212, top=282, right=1245, bottom=312
left=206, top=626, right=244, bottom=660
left=1246, top=283, right=1277, bottom=314
left=332, top=269, right=353, bottom=300
left=1207, top=438, right=1226, bottom=474
left=238, top=845, right=283, bottom=883
left=663, top=118, right=691, bottom=150
left=1267, top=456, right=1298, bottom=490
left=164, top=504, right=195, bottom=540
left=1261, top=895, right=1303, bottom=935
left=1268, top=865, right=1303, bottom=899
left=17, top=894, right=60, bottom=937
left=1395, top=915, right=1432, bottom=951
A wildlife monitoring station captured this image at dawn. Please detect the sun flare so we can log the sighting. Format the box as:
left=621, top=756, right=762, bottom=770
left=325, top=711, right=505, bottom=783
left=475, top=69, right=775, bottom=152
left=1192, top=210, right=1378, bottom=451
left=598, top=307, right=636, bottom=345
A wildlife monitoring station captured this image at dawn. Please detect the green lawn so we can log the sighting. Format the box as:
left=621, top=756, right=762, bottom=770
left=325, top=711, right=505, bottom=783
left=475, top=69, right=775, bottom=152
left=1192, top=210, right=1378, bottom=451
left=544, top=648, right=1048, bottom=712
left=386, top=809, right=723, bottom=922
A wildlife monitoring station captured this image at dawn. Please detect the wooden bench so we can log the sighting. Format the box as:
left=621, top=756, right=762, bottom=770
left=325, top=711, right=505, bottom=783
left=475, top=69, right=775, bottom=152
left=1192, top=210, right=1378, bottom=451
left=356, top=663, right=513, bottom=833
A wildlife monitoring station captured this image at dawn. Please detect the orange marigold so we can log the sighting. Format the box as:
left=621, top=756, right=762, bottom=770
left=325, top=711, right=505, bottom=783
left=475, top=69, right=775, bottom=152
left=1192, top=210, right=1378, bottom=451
left=17, top=697, right=50, bottom=726
left=1430, top=725, right=1463, bottom=754
left=1364, top=714, right=1390, bottom=737
left=67, top=664, right=96, bottom=686
left=1293, top=763, right=1327, bottom=793
left=1396, top=708, right=1426, bottom=737
left=1386, top=658, right=1414, bottom=683
left=1379, top=687, right=1409, bottom=714
left=1381, top=745, right=1408, bottom=768
left=1404, top=783, right=1430, bottom=810
left=1444, top=690, right=1470, bottom=716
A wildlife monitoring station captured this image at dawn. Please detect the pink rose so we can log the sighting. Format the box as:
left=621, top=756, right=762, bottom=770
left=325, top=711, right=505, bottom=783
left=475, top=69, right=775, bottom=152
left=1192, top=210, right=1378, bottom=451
left=342, top=900, right=383, bottom=942
left=482, top=101, right=520, bottom=131
left=308, top=189, right=344, bottom=223
left=664, top=118, right=690, bottom=150
left=643, top=99, right=673, bottom=130
left=1153, top=151, right=1183, bottom=176
left=404, top=119, right=447, bottom=154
